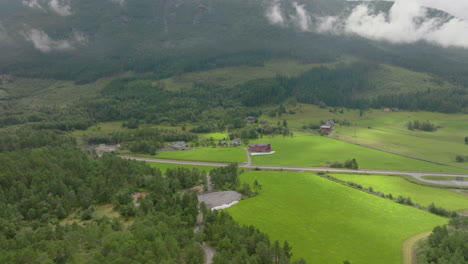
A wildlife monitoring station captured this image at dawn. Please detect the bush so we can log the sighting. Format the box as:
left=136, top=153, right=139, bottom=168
left=80, top=207, right=95, bottom=221
left=406, top=120, right=437, bottom=132
left=344, top=159, right=359, bottom=169
left=129, top=140, right=159, bottom=155
left=428, top=203, right=455, bottom=217
left=123, top=119, right=140, bottom=129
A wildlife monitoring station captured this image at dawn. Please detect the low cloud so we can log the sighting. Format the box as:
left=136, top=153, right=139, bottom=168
left=318, top=1, right=468, bottom=48
left=22, top=0, right=44, bottom=10
left=22, top=0, right=72, bottom=16
left=49, top=0, right=72, bottom=16
left=266, top=2, right=285, bottom=25
left=382, top=0, right=468, bottom=20
left=23, top=29, right=87, bottom=52
left=265, top=1, right=312, bottom=31
left=291, top=2, right=311, bottom=31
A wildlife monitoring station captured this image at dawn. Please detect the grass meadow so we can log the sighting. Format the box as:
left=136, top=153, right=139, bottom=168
left=155, top=147, right=246, bottom=163
left=262, top=103, right=468, bottom=168
left=199, top=132, right=230, bottom=141
left=60, top=204, right=133, bottom=227
left=421, top=176, right=459, bottom=181
left=227, top=171, right=447, bottom=264
left=147, top=162, right=216, bottom=173
left=250, top=132, right=466, bottom=173
left=332, top=112, right=468, bottom=167
left=331, top=174, right=468, bottom=211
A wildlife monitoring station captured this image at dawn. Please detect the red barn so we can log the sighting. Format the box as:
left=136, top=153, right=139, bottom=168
left=249, top=143, right=271, bottom=152
left=320, top=125, right=332, bottom=131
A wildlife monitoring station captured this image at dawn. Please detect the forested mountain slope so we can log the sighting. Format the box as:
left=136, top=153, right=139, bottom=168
left=0, top=0, right=468, bottom=88
left=1, top=0, right=468, bottom=130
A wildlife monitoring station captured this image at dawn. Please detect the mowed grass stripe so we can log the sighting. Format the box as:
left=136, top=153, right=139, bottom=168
left=331, top=174, right=468, bottom=211
left=155, top=147, right=246, bottom=163
left=250, top=132, right=466, bottom=173
left=147, top=162, right=215, bottom=173
left=227, top=172, right=447, bottom=264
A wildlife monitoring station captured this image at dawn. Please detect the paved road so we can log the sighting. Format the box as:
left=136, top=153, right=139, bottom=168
left=121, top=156, right=468, bottom=186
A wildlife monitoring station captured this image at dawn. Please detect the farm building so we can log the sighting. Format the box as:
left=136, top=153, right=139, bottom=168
left=171, top=141, right=189, bottom=150
left=132, top=192, right=147, bottom=199
left=232, top=138, right=242, bottom=146
left=320, top=120, right=335, bottom=131
left=245, top=116, right=256, bottom=123
left=249, top=143, right=271, bottom=152
left=218, top=140, right=228, bottom=146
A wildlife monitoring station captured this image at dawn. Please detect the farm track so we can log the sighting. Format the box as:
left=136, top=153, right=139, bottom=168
left=195, top=200, right=216, bottom=263
left=244, top=148, right=252, bottom=166
left=402, top=230, right=432, bottom=264
left=121, top=156, right=468, bottom=186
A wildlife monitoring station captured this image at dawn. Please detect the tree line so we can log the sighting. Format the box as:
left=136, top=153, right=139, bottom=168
left=0, top=128, right=306, bottom=263
left=417, top=217, right=468, bottom=263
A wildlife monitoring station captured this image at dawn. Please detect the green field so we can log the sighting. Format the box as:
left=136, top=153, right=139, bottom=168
left=155, top=147, right=246, bottom=163
left=421, top=176, right=460, bottom=181
left=332, top=112, right=468, bottom=167
left=227, top=172, right=447, bottom=264
left=60, top=204, right=133, bottom=227
left=259, top=104, right=363, bottom=129
left=250, top=132, right=467, bottom=173
left=331, top=174, right=468, bottom=211
left=199, top=132, right=230, bottom=141
left=261, top=103, right=468, bottom=168
left=147, top=162, right=216, bottom=173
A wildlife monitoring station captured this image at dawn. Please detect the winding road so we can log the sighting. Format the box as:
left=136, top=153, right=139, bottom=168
left=121, top=156, right=468, bottom=186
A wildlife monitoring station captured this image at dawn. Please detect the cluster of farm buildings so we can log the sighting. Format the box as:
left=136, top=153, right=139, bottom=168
left=169, top=117, right=335, bottom=154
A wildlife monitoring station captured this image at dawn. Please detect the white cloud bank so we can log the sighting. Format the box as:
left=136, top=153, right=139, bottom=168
left=22, top=0, right=72, bottom=16
left=326, top=1, right=468, bottom=48
left=266, top=0, right=468, bottom=48
left=23, top=29, right=87, bottom=52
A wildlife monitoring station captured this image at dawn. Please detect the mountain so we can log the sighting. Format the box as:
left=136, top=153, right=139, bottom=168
left=0, top=0, right=467, bottom=85
left=0, top=0, right=467, bottom=122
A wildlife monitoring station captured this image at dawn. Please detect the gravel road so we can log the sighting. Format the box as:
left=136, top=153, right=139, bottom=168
left=198, top=191, right=242, bottom=209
